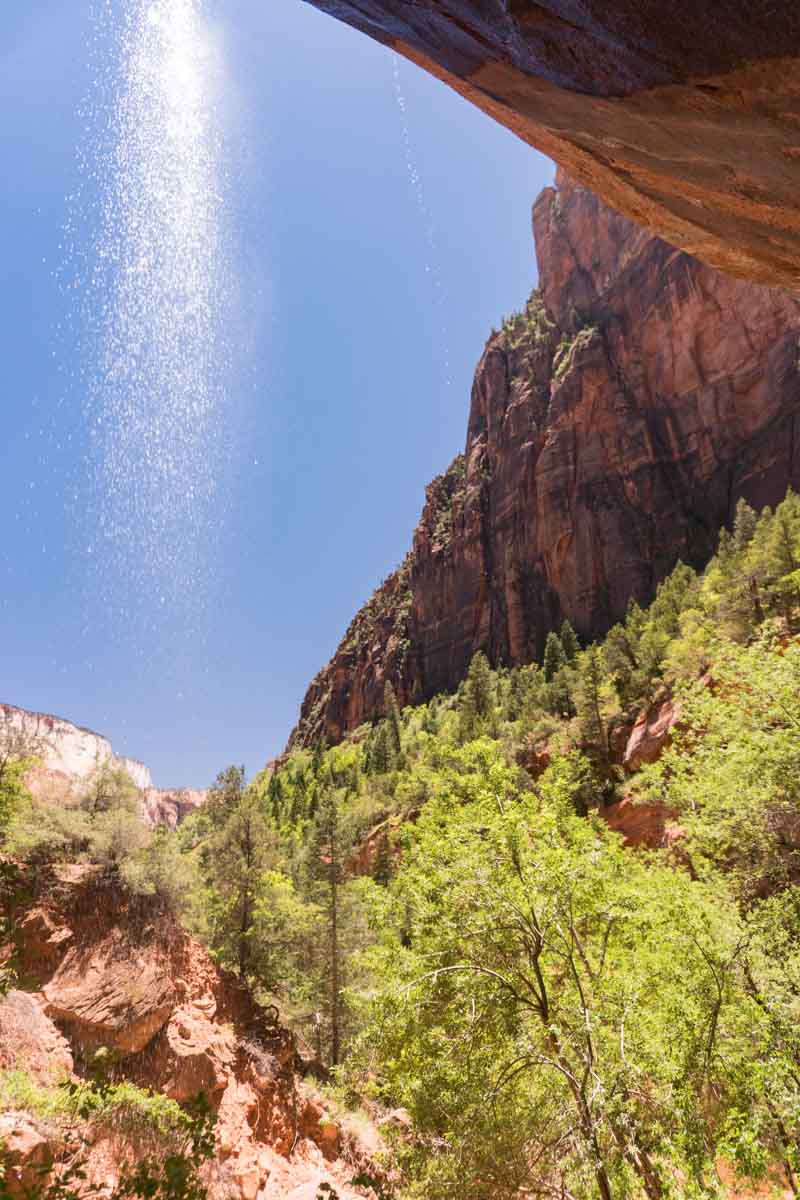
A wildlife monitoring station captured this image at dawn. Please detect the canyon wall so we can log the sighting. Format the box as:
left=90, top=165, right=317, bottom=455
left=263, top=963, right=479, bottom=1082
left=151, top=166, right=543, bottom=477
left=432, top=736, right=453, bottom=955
left=0, top=702, right=205, bottom=828
left=304, top=0, right=800, bottom=291
left=0, top=703, right=152, bottom=790
left=291, top=171, right=800, bottom=747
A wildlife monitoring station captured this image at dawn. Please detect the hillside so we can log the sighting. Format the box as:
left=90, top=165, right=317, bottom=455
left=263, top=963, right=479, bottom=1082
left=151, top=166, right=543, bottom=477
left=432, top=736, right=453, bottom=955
left=4, top=491, right=800, bottom=1198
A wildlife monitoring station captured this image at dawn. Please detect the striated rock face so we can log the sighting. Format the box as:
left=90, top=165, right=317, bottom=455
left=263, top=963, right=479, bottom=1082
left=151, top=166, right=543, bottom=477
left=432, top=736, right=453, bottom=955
left=0, top=703, right=152, bottom=790
left=0, top=703, right=205, bottom=829
left=292, top=172, right=800, bottom=748
left=305, top=0, right=800, bottom=291
left=623, top=695, right=678, bottom=772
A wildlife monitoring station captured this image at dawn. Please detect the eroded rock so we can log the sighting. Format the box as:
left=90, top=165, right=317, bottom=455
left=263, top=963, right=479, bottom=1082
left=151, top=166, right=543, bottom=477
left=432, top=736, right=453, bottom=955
left=0, top=991, right=73, bottom=1081
left=43, top=932, right=176, bottom=1055
left=305, top=0, right=800, bottom=291
left=623, top=696, right=679, bottom=772
left=0, top=1112, right=53, bottom=1197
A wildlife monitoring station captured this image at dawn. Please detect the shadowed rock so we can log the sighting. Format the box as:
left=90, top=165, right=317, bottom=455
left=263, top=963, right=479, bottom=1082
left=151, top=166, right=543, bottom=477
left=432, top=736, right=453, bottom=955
left=304, top=0, right=800, bottom=290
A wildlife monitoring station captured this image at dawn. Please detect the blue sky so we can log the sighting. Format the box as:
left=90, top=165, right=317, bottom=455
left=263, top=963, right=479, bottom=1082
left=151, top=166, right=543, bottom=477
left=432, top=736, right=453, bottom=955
left=0, top=0, right=553, bottom=787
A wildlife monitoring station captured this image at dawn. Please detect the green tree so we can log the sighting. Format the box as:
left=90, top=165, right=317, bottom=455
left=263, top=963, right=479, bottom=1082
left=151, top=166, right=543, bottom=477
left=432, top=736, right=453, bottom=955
left=203, top=767, right=275, bottom=981
left=384, top=681, right=403, bottom=758
left=0, top=728, right=37, bottom=841
left=358, top=752, right=746, bottom=1200
left=372, top=829, right=393, bottom=886
left=542, top=630, right=567, bottom=682
left=576, top=645, right=613, bottom=764
left=560, top=618, right=581, bottom=663
left=458, top=651, right=495, bottom=741
left=733, top=496, right=759, bottom=551
left=309, top=788, right=348, bottom=1065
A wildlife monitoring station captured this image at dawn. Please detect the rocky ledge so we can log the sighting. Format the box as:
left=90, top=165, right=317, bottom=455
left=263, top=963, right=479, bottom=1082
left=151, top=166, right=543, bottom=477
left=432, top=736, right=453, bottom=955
left=305, top=0, right=800, bottom=291
left=292, top=171, right=800, bottom=747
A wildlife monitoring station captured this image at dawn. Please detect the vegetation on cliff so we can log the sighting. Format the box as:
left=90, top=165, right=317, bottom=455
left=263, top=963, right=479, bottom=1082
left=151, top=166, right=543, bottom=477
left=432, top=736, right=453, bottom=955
left=4, top=490, right=800, bottom=1198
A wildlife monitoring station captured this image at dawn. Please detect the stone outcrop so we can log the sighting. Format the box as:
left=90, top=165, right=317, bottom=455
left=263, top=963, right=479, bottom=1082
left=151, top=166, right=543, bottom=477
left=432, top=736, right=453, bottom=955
left=0, top=1112, right=52, bottom=1198
left=292, top=172, right=800, bottom=748
left=0, top=862, right=377, bottom=1200
left=623, top=695, right=679, bottom=772
left=0, top=702, right=205, bottom=829
left=140, top=787, right=208, bottom=831
left=600, top=796, right=683, bottom=850
left=0, top=703, right=152, bottom=790
left=305, top=0, right=800, bottom=291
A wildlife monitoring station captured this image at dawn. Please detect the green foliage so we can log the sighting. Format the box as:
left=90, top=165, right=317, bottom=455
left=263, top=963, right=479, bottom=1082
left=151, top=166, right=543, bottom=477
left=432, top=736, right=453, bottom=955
left=4, top=764, right=190, bottom=911
left=199, top=766, right=277, bottom=980
left=457, top=651, right=496, bottom=742
left=560, top=618, right=581, bottom=662
left=0, top=1077, right=215, bottom=1200
left=16, top=486, right=794, bottom=1195
left=0, top=758, right=33, bottom=843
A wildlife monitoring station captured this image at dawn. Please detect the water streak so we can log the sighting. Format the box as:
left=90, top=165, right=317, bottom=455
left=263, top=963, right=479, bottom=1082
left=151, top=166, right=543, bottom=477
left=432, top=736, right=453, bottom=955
left=392, top=54, right=451, bottom=389
left=78, top=0, right=230, bottom=625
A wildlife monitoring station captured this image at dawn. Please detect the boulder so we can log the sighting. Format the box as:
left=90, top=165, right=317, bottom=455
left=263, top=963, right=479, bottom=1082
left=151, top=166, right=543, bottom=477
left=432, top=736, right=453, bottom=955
left=43, top=931, right=176, bottom=1054
left=0, top=1112, right=52, bottom=1197
left=157, top=1003, right=237, bottom=1101
left=601, top=796, right=683, bottom=850
left=0, top=990, right=73, bottom=1081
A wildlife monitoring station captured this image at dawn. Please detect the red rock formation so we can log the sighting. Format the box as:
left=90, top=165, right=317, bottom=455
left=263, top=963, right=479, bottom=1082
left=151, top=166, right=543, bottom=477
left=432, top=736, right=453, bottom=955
left=600, top=796, right=683, bottom=851
left=623, top=694, right=679, bottom=772
left=140, top=787, right=208, bottom=830
left=292, top=173, right=800, bottom=748
left=0, top=863, right=378, bottom=1199
left=304, top=0, right=800, bottom=291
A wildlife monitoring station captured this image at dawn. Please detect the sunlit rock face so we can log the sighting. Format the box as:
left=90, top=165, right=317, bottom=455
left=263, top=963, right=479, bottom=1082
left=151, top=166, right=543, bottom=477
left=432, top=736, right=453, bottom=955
left=291, top=172, right=800, bottom=748
left=140, top=787, right=208, bottom=830
left=0, top=703, right=152, bottom=790
left=304, top=0, right=800, bottom=291
left=0, top=703, right=206, bottom=828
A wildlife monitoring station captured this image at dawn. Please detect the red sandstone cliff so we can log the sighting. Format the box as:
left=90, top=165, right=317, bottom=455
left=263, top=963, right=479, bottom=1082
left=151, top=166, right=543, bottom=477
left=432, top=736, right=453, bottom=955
left=291, top=172, right=800, bottom=748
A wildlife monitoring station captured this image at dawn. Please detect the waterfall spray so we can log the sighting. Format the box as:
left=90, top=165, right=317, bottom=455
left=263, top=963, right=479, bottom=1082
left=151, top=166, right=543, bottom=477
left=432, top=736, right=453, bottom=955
left=78, top=0, right=230, bottom=625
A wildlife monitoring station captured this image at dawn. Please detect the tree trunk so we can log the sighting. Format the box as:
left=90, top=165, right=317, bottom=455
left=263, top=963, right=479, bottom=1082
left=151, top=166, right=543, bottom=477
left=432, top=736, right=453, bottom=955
left=330, top=865, right=340, bottom=1065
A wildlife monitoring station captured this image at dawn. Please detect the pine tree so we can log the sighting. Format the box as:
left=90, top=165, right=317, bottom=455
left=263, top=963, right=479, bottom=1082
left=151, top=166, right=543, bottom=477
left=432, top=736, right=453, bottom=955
left=560, top=620, right=580, bottom=663
left=733, top=496, right=759, bottom=552
left=384, top=680, right=403, bottom=757
left=577, top=646, right=609, bottom=763
left=310, top=789, right=346, bottom=1065
left=373, top=829, right=393, bottom=886
left=458, top=652, right=494, bottom=741
left=311, top=738, right=327, bottom=778
left=289, top=774, right=307, bottom=825
left=267, top=771, right=284, bottom=823
left=204, top=771, right=275, bottom=982
left=543, top=631, right=567, bottom=682
left=763, top=491, right=800, bottom=627
left=370, top=722, right=392, bottom=774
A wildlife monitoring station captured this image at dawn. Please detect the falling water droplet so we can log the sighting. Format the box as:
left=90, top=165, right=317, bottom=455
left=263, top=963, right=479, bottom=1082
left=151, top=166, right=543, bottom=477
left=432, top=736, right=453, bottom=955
left=74, top=0, right=232, bottom=630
